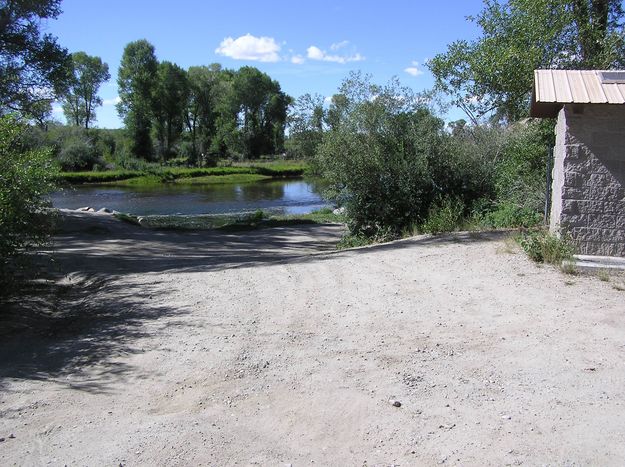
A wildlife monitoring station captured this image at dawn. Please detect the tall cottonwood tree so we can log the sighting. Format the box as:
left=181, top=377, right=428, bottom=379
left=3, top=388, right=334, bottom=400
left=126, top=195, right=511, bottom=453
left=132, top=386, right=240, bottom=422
left=185, top=64, right=223, bottom=163
left=62, top=52, right=110, bottom=129
left=117, top=39, right=158, bottom=159
left=152, top=61, right=188, bottom=161
left=0, top=0, right=71, bottom=123
left=231, top=66, right=290, bottom=158
left=428, top=0, right=625, bottom=123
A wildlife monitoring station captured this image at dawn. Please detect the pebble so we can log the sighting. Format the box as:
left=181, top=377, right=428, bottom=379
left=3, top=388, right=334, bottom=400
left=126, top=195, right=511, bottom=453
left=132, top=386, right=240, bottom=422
left=0, top=437, right=4, bottom=442
left=390, top=399, right=402, bottom=407
left=8, top=434, right=15, bottom=439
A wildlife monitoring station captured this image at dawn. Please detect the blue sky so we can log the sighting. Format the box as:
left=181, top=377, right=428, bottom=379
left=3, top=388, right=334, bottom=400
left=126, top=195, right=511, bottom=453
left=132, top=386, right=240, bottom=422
left=45, top=0, right=484, bottom=128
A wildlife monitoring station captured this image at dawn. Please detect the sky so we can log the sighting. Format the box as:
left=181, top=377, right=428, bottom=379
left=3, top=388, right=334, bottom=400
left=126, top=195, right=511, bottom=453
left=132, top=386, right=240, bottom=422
left=44, top=0, right=485, bottom=128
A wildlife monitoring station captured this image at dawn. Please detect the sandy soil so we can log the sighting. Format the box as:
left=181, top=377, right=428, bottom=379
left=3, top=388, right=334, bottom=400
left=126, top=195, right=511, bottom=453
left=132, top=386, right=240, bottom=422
left=1, top=211, right=625, bottom=466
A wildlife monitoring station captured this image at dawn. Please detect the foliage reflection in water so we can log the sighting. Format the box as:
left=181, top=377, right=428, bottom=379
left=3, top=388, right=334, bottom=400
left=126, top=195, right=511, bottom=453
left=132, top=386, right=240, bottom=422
left=50, top=179, right=329, bottom=216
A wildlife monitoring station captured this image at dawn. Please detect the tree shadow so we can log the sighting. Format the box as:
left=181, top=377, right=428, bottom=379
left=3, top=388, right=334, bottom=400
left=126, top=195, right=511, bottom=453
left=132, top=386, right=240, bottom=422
left=0, top=272, right=183, bottom=394
left=0, top=212, right=509, bottom=395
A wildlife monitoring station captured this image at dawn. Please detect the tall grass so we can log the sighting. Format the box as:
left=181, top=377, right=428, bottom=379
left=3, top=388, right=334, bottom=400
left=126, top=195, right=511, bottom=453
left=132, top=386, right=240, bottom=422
left=57, top=163, right=308, bottom=185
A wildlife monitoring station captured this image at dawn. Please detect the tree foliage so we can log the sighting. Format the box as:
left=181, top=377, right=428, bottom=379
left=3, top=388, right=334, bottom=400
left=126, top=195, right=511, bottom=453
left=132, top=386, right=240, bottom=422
left=0, top=116, right=57, bottom=270
left=153, top=61, right=188, bottom=161
left=230, top=66, right=291, bottom=158
left=185, top=64, right=222, bottom=164
left=115, top=40, right=291, bottom=163
left=0, top=0, right=71, bottom=122
left=117, top=39, right=158, bottom=159
left=428, top=0, right=625, bottom=122
left=62, top=51, right=110, bottom=129
left=286, top=93, right=325, bottom=159
left=316, top=73, right=450, bottom=236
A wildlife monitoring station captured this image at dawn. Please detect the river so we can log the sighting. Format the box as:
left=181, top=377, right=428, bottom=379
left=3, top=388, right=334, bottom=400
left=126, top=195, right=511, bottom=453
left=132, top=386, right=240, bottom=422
left=50, top=178, right=329, bottom=216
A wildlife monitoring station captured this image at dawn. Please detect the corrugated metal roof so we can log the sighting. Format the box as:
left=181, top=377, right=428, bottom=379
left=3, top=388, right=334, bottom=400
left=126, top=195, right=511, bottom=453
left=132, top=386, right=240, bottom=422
left=530, top=69, right=625, bottom=118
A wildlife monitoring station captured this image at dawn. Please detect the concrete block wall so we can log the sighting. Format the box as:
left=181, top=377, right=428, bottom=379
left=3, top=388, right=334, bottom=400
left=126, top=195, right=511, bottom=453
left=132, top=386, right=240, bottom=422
left=550, top=104, right=625, bottom=257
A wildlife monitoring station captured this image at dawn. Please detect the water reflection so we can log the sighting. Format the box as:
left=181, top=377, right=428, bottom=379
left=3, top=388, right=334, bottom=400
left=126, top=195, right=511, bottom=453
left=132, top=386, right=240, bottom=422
left=50, top=179, right=329, bottom=216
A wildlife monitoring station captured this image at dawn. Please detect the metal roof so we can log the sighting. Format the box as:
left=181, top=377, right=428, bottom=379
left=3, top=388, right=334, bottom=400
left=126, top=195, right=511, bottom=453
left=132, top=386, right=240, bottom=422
left=530, top=69, right=625, bottom=118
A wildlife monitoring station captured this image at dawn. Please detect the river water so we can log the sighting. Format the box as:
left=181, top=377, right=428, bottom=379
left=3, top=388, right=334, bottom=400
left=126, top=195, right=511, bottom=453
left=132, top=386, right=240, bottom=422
left=50, top=179, right=329, bottom=216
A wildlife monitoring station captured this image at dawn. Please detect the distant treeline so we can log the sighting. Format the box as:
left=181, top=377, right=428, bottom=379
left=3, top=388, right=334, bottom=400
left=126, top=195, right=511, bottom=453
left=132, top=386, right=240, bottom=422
left=23, top=39, right=293, bottom=170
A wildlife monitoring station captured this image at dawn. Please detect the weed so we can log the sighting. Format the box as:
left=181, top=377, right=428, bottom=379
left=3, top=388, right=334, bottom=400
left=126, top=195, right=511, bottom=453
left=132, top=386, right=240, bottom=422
left=421, top=197, right=465, bottom=234
left=597, top=270, right=611, bottom=282
left=518, top=230, right=575, bottom=269
left=560, top=261, right=578, bottom=275
left=337, top=234, right=373, bottom=249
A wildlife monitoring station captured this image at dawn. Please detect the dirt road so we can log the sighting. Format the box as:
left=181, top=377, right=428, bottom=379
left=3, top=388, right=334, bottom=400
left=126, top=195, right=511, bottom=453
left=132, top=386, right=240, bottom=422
left=1, top=212, right=624, bottom=466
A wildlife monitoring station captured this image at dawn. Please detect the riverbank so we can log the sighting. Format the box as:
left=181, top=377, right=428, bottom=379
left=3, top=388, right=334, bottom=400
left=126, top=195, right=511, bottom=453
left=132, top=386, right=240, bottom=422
left=113, top=207, right=343, bottom=231
left=1, top=212, right=625, bottom=465
left=56, top=161, right=308, bottom=186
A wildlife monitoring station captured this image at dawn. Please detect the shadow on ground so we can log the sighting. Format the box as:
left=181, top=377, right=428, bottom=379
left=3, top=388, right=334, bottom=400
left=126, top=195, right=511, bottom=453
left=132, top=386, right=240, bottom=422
left=0, top=211, right=510, bottom=394
left=0, top=271, right=181, bottom=394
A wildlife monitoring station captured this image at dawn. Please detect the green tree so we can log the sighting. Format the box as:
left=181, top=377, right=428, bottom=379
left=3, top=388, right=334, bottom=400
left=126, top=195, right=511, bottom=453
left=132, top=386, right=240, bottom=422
left=428, top=0, right=625, bottom=122
left=0, top=116, right=58, bottom=274
left=207, top=68, right=237, bottom=159
left=152, top=61, right=188, bottom=161
left=286, top=93, right=325, bottom=159
left=185, top=64, right=221, bottom=164
left=117, top=39, right=158, bottom=159
left=316, top=73, right=449, bottom=237
left=231, top=66, right=291, bottom=158
left=0, top=0, right=71, bottom=122
left=61, top=52, right=110, bottom=129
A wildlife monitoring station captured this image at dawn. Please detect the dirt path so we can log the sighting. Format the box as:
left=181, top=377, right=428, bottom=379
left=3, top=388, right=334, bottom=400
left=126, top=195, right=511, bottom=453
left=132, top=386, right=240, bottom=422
left=1, top=212, right=624, bottom=466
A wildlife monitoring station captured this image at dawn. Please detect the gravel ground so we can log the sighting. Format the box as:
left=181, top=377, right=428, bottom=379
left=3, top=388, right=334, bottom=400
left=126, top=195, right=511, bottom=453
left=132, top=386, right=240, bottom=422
left=1, top=211, right=624, bottom=466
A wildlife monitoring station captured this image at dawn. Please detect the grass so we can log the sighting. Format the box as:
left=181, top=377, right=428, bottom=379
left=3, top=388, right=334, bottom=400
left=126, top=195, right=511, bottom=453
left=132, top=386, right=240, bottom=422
left=57, top=170, right=142, bottom=184
left=516, top=229, right=576, bottom=272
left=175, top=174, right=271, bottom=185
left=58, top=162, right=308, bottom=185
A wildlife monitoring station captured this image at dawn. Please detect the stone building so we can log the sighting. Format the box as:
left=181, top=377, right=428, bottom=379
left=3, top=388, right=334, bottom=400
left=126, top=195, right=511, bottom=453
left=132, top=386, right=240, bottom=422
left=530, top=70, right=625, bottom=257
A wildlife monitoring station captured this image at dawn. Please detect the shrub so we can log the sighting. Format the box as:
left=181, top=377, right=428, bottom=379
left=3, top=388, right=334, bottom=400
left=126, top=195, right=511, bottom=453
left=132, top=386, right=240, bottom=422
left=57, top=138, right=102, bottom=171
left=316, top=74, right=449, bottom=238
left=0, top=116, right=58, bottom=273
left=482, top=201, right=543, bottom=228
left=494, top=120, right=553, bottom=214
left=518, top=230, right=574, bottom=265
left=421, top=197, right=465, bottom=234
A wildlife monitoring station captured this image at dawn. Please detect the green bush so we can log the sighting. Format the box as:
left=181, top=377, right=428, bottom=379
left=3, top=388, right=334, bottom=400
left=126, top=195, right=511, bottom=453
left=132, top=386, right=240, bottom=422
left=317, top=74, right=446, bottom=238
left=0, top=116, right=58, bottom=272
left=316, top=73, right=499, bottom=239
left=494, top=120, right=553, bottom=214
left=57, top=138, right=102, bottom=171
left=518, top=230, right=574, bottom=264
left=480, top=201, right=543, bottom=228
left=421, top=197, right=465, bottom=234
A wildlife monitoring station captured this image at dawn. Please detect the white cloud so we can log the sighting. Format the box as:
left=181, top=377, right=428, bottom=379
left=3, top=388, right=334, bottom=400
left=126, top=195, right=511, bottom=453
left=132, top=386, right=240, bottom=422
left=324, top=96, right=333, bottom=105
left=291, top=54, right=305, bottom=65
left=330, top=40, right=349, bottom=51
left=404, top=60, right=424, bottom=77
left=103, top=96, right=121, bottom=106
left=52, top=104, right=63, bottom=114
left=307, top=46, right=325, bottom=61
left=215, top=33, right=281, bottom=62
left=306, top=45, right=364, bottom=64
